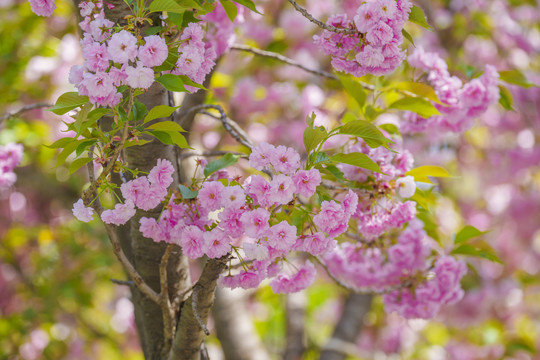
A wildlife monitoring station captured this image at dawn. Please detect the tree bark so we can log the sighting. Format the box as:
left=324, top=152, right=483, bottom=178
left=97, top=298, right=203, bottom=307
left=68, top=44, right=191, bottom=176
left=283, top=292, right=307, bottom=360
left=212, top=287, right=271, bottom=360
left=319, top=294, right=373, bottom=360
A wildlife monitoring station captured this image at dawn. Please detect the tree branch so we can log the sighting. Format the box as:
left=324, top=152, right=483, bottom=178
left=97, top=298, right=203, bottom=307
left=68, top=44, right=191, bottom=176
left=230, top=43, right=338, bottom=80
left=0, top=103, right=51, bottom=123
left=160, top=244, right=176, bottom=353
left=286, top=0, right=359, bottom=35
left=168, top=255, right=230, bottom=360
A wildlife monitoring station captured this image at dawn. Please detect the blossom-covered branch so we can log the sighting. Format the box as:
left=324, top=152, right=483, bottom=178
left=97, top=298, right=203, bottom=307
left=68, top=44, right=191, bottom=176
left=286, top=0, right=358, bottom=35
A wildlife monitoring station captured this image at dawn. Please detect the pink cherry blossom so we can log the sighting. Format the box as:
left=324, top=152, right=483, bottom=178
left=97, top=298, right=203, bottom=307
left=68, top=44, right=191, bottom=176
left=270, top=261, right=316, bottom=294
left=198, top=181, right=225, bottom=212
left=28, top=0, right=56, bottom=17
left=139, top=217, right=165, bottom=243
left=266, top=221, right=297, bottom=251
left=240, top=208, right=270, bottom=238
left=148, top=158, right=174, bottom=189
left=101, top=201, right=136, bottom=226
left=292, top=169, right=321, bottom=198
left=221, top=185, right=245, bottom=208
left=313, top=200, right=349, bottom=238
left=178, top=225, right=205, bottom=259
left=249, top=142, right=275, bottom=170
left=138, top=35, right=169, bottom=68
left=271, top=145, right=301, bottom=174
left=218, top=207, right=246, bottom=238
left=72, top=199, right=94, bottom=223
left=125, top=62, right=155, bottom=89
left=396, top=176, right=416, bottom=198
left=107, top=30, right=138, bottom=64
left=245, top=175, right=273, bottom=207
left=203, top=228, right=231, bottom=258
left=270, top=174, right=296, bottom=205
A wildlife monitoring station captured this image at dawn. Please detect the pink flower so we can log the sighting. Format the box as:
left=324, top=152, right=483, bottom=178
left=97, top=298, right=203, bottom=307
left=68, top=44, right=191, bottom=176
left=249, top=142, right=275, bottom=170
left=218, top=207, right=246, bottom=238
left=245, top=175, right=273, bottom=207
left=81, top=72, right=116, bottom=99
left=396, top=176, right=416, bottom=198
left=178, top=225, right=205, bottom=258
left=139, top=35, right=169, bottom=68
left=109, top=66, right=128, bottom=87
left=89, top=17, right=114, bottom=42
left=356, top=45, right=385, bottom=67
left=221, top=185, right=245, bottom=208
left=107, top=30, right=138, bottom=64
left=271, top=146, right=301, bottom=174
left=68, top=65, right=84, bottom=86
left=270, top=261, right=316, bottom=294
left=342, top=190, right=358, bottom=217
left=243, top=242, right=269, bottom=260
left=198, top=181, right=225, bottom=211
left=28, top=0, right=56, bottom=16
left=313, top=200, right=349, bottom=237
left=121, top=177, right=166, bottom=211
left=78, top=1, right=94, bottom=16
left=375, top=0, right=398, bottom=20
left=125, top=62, right=155, bottom=89
left=139, top=217, right=165, bottom=242
left=270, top=174, right=296, bottom=205
left=240, top=208, right=270, bottom=238
left=148, top=158, right=174, bottom=189
left=302, top=232, right=336, bottom=255
left=101, top=201, right=136, bottom=226
left=72, top=199, right=94, bottom=222
left=292, top=169, right=321, bottom=198
left=266, top=221, right=297, bottom=251
left=366, top=22, right=393, bottom=46
left=203, top=228, right=231, bottom=258
left=354, top=3, right=380, bottom=33
left=0, top=143, right=23, bottom=170
left=82, top=42, right=109, bottom=72
left=175, top=43, right=205, bottom=79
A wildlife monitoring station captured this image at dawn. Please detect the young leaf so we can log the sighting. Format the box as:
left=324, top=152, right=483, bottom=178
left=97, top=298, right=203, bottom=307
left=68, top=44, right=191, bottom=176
left=451, top=244, right=503, bottom=264
left=204, top=153, right=241, bottom=177
left=232, top=0, right=261, bottom=14
left=69, top=157, right=93, bottom=174
left=391, top=82, right=441, bottom=104
left=146, top=120, right=186, bottom=133
left=499, top=69, right=536, bottom=88
left=148, top=0, right=202, bottom=13
left=56, top=139, right=89, bottom=167
left=338, top=74, right=367, bottom=108
left=132, top=101, right=148, bottom=122
left=330, top=152, right=383, bottom=173
left=144, top=105, right=181, bottom=123
left=156, top=74, right=206, bottom=92
left=454, top=225, right=489, bottom=244
left=338, top=120, right=393, bottom=149
left=45, top=137, right=76, bottom=149
left=498, top=85, right=514, bottom=111
left=408, top=5, right=431, bottom=30
left=179, top=184, right=198, bottom=199
left=86, top=108, right=112, bottom=125
left=389, top=97, right=440, bottom=118
left=220, top=0, right=238, bottom=21
left=406, top=165, right=451, bottom=183
left=402, top=28, right=415, bottom=46
left=303, top=125, right=327, bottom=155
left=49, top=92, right=89, bottom=115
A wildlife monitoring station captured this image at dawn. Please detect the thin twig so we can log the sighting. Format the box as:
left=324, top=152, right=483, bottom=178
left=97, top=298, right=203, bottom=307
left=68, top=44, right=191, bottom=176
left=172, top=283, right=196, bottom=311
left=160, top=244, right=176, bottom=352
left=230, top=43, right=338, bottom=80
left=192, top=285, right=211, bottom=336
left=286, top=0, right=358, bottom=35
left=0, top=103, right=51, bottom=122
left=110, top=278, right=135, bottom=286
left=180, top=104, right=253, bottom=149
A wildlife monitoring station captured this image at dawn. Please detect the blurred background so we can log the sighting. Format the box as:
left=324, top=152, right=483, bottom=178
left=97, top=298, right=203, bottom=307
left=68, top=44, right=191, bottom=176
left=1, top=0, right=539, bottom=359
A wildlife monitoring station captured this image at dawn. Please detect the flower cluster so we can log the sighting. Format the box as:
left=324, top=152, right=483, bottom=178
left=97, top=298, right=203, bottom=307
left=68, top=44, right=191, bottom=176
left=383, top=256, right=467, bottom=319
left=27, top=0, right=56, bottom=17
left=404, top=47, right=500, bottom=133
left=314, top=0, right=412, bottom=77
left=0, top=143, right=23, bottom=190
left=339, top=139, right=417, bottom=240
left=323, top=220, right=430, bottom=291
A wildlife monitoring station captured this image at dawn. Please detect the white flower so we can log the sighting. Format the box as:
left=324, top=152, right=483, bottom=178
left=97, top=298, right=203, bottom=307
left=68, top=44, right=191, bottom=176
left=396, top=176, right=416, bottom=198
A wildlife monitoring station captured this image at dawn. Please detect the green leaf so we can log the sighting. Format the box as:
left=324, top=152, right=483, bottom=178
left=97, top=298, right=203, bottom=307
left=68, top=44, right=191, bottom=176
left=303, top=125, right=327, bottom=155
left=45, top=137, right=76, bottom=149
left=338, top=120, right=394, bottom=149
left=148, top=0, right=202, bottom=13
left=499, top=69, right=536, bottom=88
left=146, top=120, right=186, bottom=133
left=232, top=0, right=261, bottom=14
left=338, top=74, right=367, bottom=108
left=389, top=97, right=440, bottom=118
left=56, top=139, right=88, bottom=167
left=74, top=103, right=93, bottom=134
left=155, top=74, right=206, bottom=92
left=204, top=153, right=241, bottom=177
left=220, top=0, right=238, bottom=21
left=87, top=108, right=112, bottom=124
left=69, top=157, right=93, bottom=174
left=330, top=152, right=383, bottom=173
left=498, top=85, right=514, bottom=111
left=402, top=28, right=415, bottom=46
left=321, top=164, right=346, bottom=183
left=75, top=139, right=97, bottom=157
left=154, top=48, right=180, bottom=72
left=145, top=26, right=163, bottom=35
left=132, top=101, right=148, bottom=122
left=454, top=225, right=489, bottom=244
left=48, top=92, right=89, bottom=115
left=451, top=244, right=503, bottom=264
left=408, top=5, right=431, bottom=29
left=406, top=165, right=451, bottom=183
left=147, top=130, right=190, bottom=149
left=179, top=184, right=198, bottom=199
left=391, top=82, right=441, bottom=104
left=144, top=105, right=181, bottom=123
left=305, top=112, right=316, bottom=127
